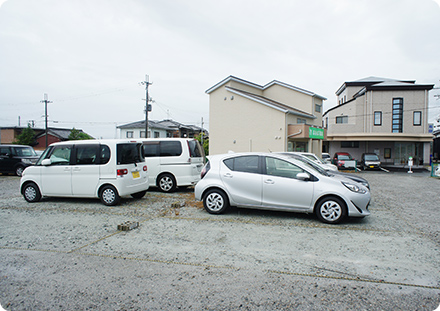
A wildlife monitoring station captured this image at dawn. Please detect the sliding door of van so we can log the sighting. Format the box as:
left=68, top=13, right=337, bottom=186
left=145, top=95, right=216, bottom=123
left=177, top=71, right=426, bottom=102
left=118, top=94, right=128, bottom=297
left=71, top=144, right=100, bottom=196
left=143, top=141, right=160, bottom=185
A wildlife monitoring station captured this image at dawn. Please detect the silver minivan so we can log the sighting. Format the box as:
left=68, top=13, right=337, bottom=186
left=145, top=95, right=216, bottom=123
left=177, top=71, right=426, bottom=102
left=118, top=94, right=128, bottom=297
left=20, top=139, right=149, bottom=206
left=141, top=138, right=205, bottom=192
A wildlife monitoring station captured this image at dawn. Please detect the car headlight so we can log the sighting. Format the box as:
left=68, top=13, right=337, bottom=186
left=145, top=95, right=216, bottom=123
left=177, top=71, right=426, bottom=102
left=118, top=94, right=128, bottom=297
left=21, top=159, right=32, bottom=164
left=342, top=181, right=367, bottom=194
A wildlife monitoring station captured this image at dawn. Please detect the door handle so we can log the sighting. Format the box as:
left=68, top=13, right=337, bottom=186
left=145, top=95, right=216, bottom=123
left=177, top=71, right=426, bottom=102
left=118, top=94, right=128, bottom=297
left=223, top=173, right=233, bottom=178
left=264, top=179, right=274, bottom=184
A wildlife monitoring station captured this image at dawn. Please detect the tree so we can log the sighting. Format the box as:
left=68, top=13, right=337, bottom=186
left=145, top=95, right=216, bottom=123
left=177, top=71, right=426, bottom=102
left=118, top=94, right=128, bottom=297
left=68, top=128, right=93, bottom=140
left=195, top=133, right=209, bottom=156
left=15, top=124, right=35, bottom=146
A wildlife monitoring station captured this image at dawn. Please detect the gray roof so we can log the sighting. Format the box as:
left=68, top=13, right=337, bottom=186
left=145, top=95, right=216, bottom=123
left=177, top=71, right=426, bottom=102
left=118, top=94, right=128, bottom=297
left=117, top=120, right=170, bottom=130
left=117, top=119, right=206, bottom=133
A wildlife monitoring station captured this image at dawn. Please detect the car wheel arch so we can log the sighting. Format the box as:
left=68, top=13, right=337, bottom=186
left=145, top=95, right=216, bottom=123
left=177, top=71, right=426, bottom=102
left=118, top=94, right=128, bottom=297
left=313, top=194, right=348, bottom=214
left=202, top=187, right=231, bottom=204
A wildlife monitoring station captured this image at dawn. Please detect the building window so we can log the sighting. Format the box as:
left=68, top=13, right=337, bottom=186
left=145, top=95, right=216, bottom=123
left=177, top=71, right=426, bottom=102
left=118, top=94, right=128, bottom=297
left=413, top=111, right=422, bottom=126
left=374, top=111, right=382, bottom=126
left=336, top=116, right=348, bottom=124
left=384, top=148, right=391, bottom=159
left=126, top=131, right=134, bottom=138
left=297, top=118, right=306, bottom=124
left=392, top=98, right=403, bottom=133
left=341, top=141, right=359, bottom=148
left=315, top=104, right=321, bottom=113
left=154, top=131, right=160, bottom=138
left=140, top=131, right=146, bottom=138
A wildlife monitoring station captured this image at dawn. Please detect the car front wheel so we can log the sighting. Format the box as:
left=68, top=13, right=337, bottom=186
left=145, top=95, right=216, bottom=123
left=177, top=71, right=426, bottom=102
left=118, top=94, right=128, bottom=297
left=315, top=197, right=346, bottom=224
left=99, top=185, right=120, bottom=206
left=23, top=182, right=41, bottom=203
left=16, top=166, right=25, bottom=177
left=203, top=189, right=229, bottom=214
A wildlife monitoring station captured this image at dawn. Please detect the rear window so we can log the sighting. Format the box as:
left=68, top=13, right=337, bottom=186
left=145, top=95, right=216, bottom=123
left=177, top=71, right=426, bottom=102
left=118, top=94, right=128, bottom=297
left=188, top=140, right=204, bottom=158
left=117, top=143, right=144, bottom=165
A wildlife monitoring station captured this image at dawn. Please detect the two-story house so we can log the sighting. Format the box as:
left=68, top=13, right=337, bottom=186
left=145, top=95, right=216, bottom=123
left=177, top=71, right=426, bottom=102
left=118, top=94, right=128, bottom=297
left=323, top=77, right=434, bottom=166
left=117, top=119, right=206, bottom=139
left=206, top=76, right=326, bottom=155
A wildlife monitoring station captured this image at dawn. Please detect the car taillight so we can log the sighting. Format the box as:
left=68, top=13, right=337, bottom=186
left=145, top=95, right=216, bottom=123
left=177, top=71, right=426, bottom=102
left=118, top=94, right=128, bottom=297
left=143, top=165, right=147, bottom=172
left=117, top=169, right=128, bottom=176
left=201, top=162, right=210, bottom=179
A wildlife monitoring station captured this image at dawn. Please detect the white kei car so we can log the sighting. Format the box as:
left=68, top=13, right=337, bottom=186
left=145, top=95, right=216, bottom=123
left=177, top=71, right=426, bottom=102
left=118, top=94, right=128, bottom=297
left=195, top=153, right=370, bottom=224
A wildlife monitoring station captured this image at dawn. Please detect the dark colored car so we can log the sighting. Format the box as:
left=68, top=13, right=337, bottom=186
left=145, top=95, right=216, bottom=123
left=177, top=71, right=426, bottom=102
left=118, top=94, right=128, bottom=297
left=360, top=153, right=381, bottom=170
left=0, top=144, right=40, bottom=176
left=332, top=152, right=356, bottom=169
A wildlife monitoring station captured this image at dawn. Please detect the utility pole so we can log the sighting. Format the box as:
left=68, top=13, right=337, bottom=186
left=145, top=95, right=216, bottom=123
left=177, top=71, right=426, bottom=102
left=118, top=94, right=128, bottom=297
left=40, top=93, right=52, bottom=148
left=140, top=75, right=152, bottom=138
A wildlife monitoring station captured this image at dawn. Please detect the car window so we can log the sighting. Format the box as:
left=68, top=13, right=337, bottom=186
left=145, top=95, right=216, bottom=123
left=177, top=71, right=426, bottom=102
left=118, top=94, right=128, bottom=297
left=338, top=154, right=352, bottom=160
left=117, top=143, right=144, bottom=165
left=223, top=155, right=260, bottom=174
left=0, top=147, right=10, bottom=156
left=143, top=142, right=159, bottom=157
left=75, top=145, right=99, bottom=165
left=188, top=140, right=204, bottom=158
left=100, top=145, right=110, bottom=164
left=265, top=157, right=305, bottom=179
left=49, top=146, right=72, bottom=165
left=14, top=147, right=37, bottom=156
left=160, top=141, right=182, bottom=157
left=364, top=154, right=379, bottom=161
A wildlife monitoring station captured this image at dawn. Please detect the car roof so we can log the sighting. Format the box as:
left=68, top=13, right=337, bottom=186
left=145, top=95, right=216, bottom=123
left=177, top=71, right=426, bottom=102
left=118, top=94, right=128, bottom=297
left=0, top=144, right=33, bottom=148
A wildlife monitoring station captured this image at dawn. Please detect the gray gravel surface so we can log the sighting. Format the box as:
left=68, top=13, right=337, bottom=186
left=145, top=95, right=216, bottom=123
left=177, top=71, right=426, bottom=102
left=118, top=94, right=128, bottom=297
left=0, top=171, right=439, bottom=310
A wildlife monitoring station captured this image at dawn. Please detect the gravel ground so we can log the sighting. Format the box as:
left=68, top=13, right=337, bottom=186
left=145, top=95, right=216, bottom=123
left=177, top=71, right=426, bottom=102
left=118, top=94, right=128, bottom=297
left=0, top=171, right=439, bottom=310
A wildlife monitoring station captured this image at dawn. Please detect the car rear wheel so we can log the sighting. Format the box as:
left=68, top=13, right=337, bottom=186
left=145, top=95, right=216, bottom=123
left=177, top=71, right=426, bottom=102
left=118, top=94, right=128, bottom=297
left=99, top=185, right=120, bottom=206
left=315, top=196, right=346, bottom=224
left=203, top=189, right=229, bottom=214
left=158, top=173, right=176, bottom=192
left=23, top=182, right=41, bottom=203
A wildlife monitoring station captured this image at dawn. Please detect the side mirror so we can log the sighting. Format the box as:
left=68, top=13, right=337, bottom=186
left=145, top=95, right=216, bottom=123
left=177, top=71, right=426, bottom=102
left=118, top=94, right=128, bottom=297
left=41, top=159, right=52, bottom=166
left=297, top=172, right=310, bottom=181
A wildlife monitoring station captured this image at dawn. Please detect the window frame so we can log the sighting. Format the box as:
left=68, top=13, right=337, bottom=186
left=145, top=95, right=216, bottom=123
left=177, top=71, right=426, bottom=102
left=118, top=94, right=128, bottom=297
left=413, top=111, right=422, bottom=126
left=374, top=111, right=382, bottom=126
left=336, top=116, right=348, bottom=124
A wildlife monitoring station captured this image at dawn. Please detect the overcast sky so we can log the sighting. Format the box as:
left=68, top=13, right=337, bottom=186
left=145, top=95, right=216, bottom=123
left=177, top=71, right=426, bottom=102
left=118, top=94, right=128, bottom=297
left=1, top=0, right=440, bottom=139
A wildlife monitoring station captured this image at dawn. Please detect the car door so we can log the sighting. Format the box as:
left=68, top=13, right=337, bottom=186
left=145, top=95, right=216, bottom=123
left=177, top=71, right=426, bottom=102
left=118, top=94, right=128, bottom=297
left=262, top=157, right=314, bottom=210
left=71, top=144, right=100, bottom=196
left=220, top=155, right=262, bottom=206
left=41, top=145, right=73, bottom=196
left=142, top=141, right=160, bottom=185
left=0, top=146, right=12, bottom=172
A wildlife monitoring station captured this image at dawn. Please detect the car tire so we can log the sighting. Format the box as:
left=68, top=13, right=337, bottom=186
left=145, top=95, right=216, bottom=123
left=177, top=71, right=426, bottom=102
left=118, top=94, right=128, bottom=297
left=158, top=173, right=176, bottom=193
left=22, top=182, right=41, bottom=203
left=315, top=196, right=346, bottom=224
left=203, top=189, right=229, bottom=214
left=15, top=166, right=25, bottom=177
left=99, top=185, right=120, bottom=206
left=130, top=190, right=147, bottom=199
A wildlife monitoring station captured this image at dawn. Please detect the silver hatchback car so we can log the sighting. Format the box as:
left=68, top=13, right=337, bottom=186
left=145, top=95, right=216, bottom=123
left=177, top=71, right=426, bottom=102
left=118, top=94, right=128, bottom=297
left=195, top=153, right=370, bottom=224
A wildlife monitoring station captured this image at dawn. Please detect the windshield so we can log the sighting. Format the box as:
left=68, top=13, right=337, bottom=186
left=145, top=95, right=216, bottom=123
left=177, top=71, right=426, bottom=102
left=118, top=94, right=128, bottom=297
left=282, top=154, right=330, bottom=177
left=188, top=140, right=204, bottom=158
left=365, top=154, right=379, bottom=161
left=14, top=146, right=37, bottom=156
left=337, top=154, right=352, bottom=160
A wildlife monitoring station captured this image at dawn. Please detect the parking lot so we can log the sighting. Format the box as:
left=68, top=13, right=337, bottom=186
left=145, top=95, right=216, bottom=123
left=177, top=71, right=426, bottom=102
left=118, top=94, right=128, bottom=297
left=0, top=171, right=439, bottom=310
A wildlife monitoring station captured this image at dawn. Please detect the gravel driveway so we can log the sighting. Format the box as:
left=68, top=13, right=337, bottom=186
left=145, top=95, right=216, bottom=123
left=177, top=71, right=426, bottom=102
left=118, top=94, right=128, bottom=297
left=0, top=171, right=439, bottom=310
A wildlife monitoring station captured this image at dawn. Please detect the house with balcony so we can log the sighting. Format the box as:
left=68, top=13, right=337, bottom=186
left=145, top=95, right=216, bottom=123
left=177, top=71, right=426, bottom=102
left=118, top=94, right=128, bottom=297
left=206, top=76, right=326, bottom=155
left=323, top=76, right=434, bottom=166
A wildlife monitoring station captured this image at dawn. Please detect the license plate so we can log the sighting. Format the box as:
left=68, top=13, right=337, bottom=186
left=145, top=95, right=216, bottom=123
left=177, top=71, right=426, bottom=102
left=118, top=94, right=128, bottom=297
left=132, top=171, right=140, bottom=178
left=369, top=165, right=374, bottom=168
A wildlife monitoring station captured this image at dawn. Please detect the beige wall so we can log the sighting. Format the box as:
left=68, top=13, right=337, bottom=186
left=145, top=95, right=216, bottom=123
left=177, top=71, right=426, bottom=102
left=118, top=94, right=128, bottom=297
left=263, top=84, right=313, bottom=113
left=209, top=88, right=286, bottom=155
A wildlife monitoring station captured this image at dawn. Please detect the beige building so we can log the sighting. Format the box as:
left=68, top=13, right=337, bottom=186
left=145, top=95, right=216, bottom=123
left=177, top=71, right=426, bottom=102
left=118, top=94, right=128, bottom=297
left=324, top=77, right=434, bottom=166
left=206, top=76, right=326, bottom=155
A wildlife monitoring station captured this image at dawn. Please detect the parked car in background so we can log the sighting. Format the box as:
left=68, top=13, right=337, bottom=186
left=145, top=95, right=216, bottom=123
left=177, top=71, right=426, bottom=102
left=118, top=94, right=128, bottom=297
left=293, top=152, right=338, bottom=171
left=321, top=153, right=331, bottom=163
left=141, top=138, right=205, bottom=192
left=280, top=153, right=370, bottom=190
left=20, top=139, right=149, bottom=206
left=195, top=153, right=370, bottom=224
left=0, top=144, right=40, bottom=176
left=360, top=153, right=381, bottom=170
left=332, top=152, right=357, bottom=170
